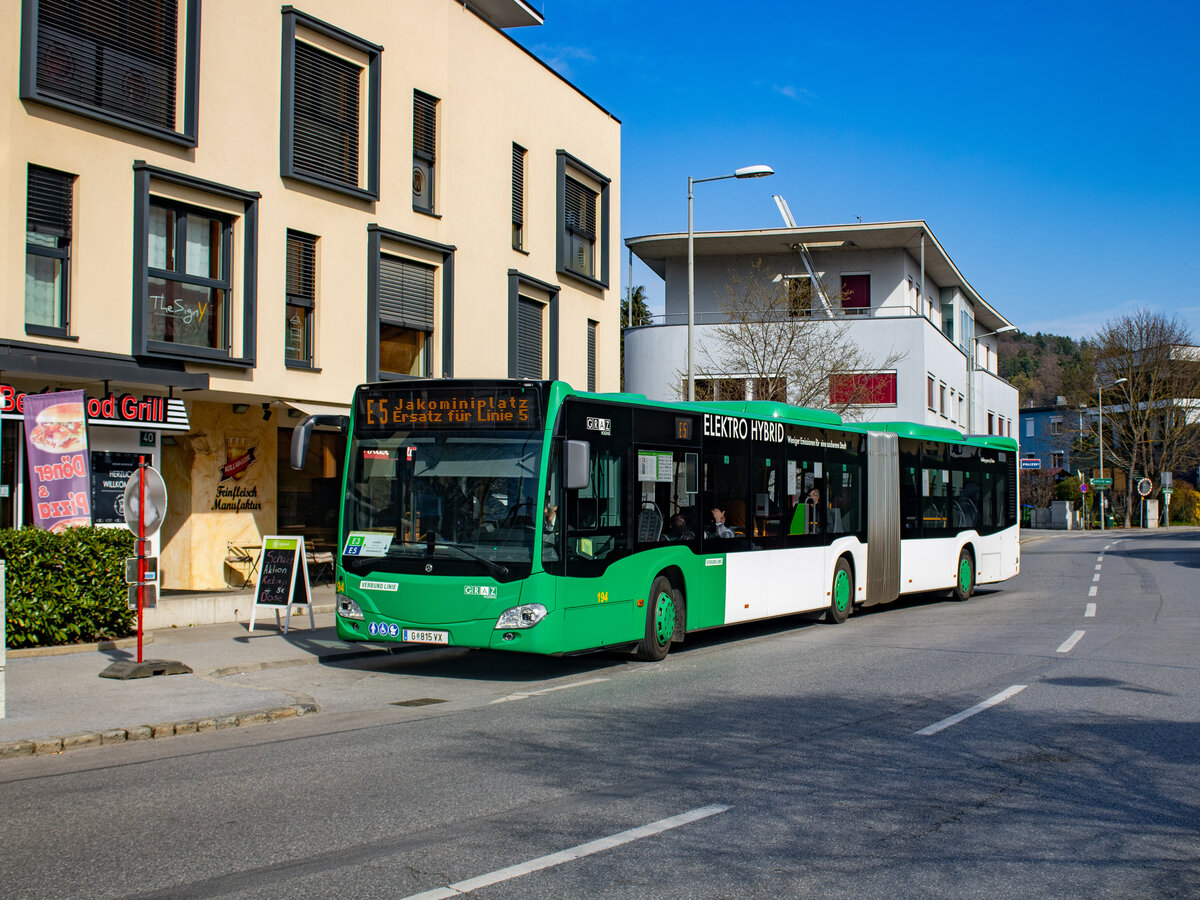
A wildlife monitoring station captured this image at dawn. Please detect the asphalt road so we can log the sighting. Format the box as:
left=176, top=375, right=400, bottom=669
left=2, top=529, right=1198, bottom=899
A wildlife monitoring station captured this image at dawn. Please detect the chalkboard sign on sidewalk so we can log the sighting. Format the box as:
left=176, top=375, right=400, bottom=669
left=249, top=536, right=315, bottom=633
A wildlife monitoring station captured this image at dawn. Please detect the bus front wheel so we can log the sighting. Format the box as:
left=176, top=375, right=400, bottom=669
left=826, top=557, right=853, bottom=624
left=952, top=548, right=975, bottom=601
left=635, top=576, right=677, bottom=661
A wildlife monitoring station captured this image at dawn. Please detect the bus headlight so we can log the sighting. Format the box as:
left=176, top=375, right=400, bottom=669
left=337, top=594, right=364, bottom=620
left=495, top=604, right=547, bottom=629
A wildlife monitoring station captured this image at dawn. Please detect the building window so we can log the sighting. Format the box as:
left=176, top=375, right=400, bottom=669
left=840, top=273, right=870, bottom=315
left=694, top=378, right=747, bottom=401
left=1025, top=418, right=1034, bottom=438
left=939, top=383, right=947, bottom=417
left=146, top=198, right=231, bottom=350
left=988, top=412, right=995, bottom=434
left=586, top=319, right=597, bottom=392
left=949, top=388, right=957, bottom=423
left=1051, top=452, right=1064, bottom=469
left=752, top=378, right=787, bottom=402
left=941, top=298, right=955, bottom=341
left=927, top=375, right=936, bottom=410
left=132, top=163, right=259, bottom=365
left=786, top=276, right=814, bottom=317
left=378, top=255, right=435, bottom=377
left=21, top=0, right=199, bottom=146
left=25, top=164, right=74, bottom=336
left=557, top=151, right=610, bottom=288
left=413, top=90, right=438, bottom=213
left=959, top=396, right=966, bottom=425
left=1049, top=419, right=1063, bottom=435
left=281, top=8, right=380, bottom=200
left=512, top=143, right=526, bottom=251
left=829, top=372, right=897, bottom=406
left=285, top=230, right=317, bottom=367
left=516, top=297, right=544, bottom=378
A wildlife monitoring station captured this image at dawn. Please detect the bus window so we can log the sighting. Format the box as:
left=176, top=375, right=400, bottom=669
left=899, top=439, right=921, bottom=537
left=702, top=445, right=749, bottom=550
left=826, top=440, right=864, bottom=537
left=950, top=444, right=980, bottom=529
left=922, top=442, right=949, bottom=534
left=566, top=443, right=626, bottom=564
left=751, top=449, right=786, bottom=547
left=636, top=447, right=699, bottom=547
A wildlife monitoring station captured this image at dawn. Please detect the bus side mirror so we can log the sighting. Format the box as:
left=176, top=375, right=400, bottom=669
left=565, top=440, right=591, bottom=490
left=290, top=414, right=349, bottom=470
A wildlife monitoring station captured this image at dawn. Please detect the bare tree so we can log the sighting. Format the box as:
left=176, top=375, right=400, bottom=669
left=1091, top=309, right=1200, bottom=526
left=678, top=260, right=905, bottom=420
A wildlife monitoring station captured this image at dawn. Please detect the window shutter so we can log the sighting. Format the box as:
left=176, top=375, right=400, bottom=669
left=517, top=297, right=543, bottom=379
left=378, top=255, right=435, bottom=331
left=564, top=176, right=596, bottom=238
left=286, top=231, right=316, bottom=307
left=413, top=91, right=437, bottom=161
left=36, top=0, right=178, bottom=130
left=293, top=42, right=361, bottom=187
left=27, top=166, right=73, bottom=238
left=512, top=144, right=525, bottom=226
left=586, top=320, right=597, bottom=392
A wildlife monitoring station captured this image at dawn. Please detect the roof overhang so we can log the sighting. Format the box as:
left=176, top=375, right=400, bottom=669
left=626, top=220, right=1011, bottom=332
left=465, top=0, right=543, bottom=28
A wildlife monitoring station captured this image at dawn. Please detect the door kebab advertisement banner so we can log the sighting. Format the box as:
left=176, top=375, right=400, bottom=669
left=23, top=389, right=93, bottom=532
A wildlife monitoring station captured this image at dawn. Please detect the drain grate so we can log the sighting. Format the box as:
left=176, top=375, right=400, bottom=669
left=390, top=698, right=448, bottom=707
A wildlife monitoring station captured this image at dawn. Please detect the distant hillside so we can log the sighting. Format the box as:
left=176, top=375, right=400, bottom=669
left=997, top=331, right=1094, bottom=409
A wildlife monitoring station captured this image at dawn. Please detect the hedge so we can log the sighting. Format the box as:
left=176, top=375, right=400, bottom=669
left=1, top=526, right=135, bottom=648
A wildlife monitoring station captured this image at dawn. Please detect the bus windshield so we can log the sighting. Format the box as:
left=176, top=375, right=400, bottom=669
left=342, top=383, right=547, bottom=580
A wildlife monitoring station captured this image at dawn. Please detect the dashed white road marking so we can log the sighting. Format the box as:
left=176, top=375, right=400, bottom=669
left=398, top=804, right=732, bottom=900
left=1095, top=564, right=1102, bottom=571
left=1088, top=586, right=1098, bottom=597
left=1058, top=631, right=1086, bottom=653
left=490, top=678, right=610, bottom=704
left=1093, top=574, right=1101, bottom=582
left=1085, top=603, right=1097, bottom=617
left=915, top=685, right=1028, bottom=736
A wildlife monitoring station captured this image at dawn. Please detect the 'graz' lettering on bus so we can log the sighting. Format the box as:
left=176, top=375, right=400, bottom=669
left=702, top=414, right=784, bottom=443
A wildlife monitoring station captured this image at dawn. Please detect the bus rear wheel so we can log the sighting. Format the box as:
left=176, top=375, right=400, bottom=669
left=826, top=557, right=853, bottom=624
left=952, top=548, right=975, bottom=601
left=635, top=576, right=677, bottom=661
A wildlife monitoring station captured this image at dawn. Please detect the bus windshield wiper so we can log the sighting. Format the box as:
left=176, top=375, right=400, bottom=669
left=417, top=535, right=510, bottom=579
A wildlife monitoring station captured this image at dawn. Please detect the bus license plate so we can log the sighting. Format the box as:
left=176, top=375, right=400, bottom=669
left=402, top=629, right=448, bottom=645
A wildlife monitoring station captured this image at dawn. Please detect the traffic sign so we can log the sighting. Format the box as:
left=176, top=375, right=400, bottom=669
left=123, top=465, right=168, bottom=536
left=1090, top=477, right=1113, bottom=487
left=1162, top=487, right=1174, bottom=495
left=1080, top=483, right=1089, bottom=494
left=1137, top=477, right=1153, bottom=497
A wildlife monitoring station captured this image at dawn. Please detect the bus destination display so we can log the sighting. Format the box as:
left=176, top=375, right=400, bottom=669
left=358, top=386, right=542, bottom=431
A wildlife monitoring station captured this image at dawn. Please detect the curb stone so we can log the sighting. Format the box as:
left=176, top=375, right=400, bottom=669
left=0, top=702, right=319, bottom=761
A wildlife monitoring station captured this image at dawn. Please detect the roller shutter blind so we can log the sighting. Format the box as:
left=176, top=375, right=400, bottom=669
left=35, top=0, right=178, bottom=130
left=27, top=166, right=74, bottom=238
left=413, top=91, right=437, bottom=161
left=379, top=255, right=434, bottom=331
left=293, top=41, right=361, bottom=187
left=512, top=144, right=525, bottom=226
left=516, top=297, right=543, bottom=378
left=564, top=176, right=597, bottom=237
left=587, top=320, right=597, bottom=392
left=286, top=232, right=316, bottom=307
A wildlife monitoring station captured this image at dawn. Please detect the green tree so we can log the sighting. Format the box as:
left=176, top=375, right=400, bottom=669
left=620, top=285, right=653, bottom=390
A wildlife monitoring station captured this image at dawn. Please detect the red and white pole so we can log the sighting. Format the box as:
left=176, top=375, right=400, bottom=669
left=137, top=454, right=145, bottom=664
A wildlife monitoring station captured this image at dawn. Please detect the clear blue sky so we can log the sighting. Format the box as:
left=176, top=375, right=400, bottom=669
left=513, top=1, right=1199, bottom=342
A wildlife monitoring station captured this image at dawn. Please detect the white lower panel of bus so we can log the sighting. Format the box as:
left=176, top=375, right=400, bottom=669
left=725, top=547, right=830, bottom=625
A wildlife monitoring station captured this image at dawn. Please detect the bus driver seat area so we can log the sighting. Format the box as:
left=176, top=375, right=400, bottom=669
left=638, top=502, right=663, bottom=543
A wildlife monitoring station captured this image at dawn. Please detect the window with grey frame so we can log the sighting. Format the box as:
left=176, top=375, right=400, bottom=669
left=23, top=0, right=196, bottom=143
left=286, top=230, right=317, bottom=367
left=512, top=143, right=526, bottom=250
left=292, top=42, right=361, bottom=189
left=586, top=319, right=597, bottom=392
left=413, top=90, right=437, bottom=212
left=516, top=297, right=544, bottom=379
left=25, top=164, right=74, bottom=335
left=378, top=254, right=435, bottom=377
left=146, top=198, right=231, bottom=350
left=563, top=176, right=597, bottom=278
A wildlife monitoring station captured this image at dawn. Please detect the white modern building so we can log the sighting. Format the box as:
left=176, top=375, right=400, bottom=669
left=624, top=221, right=1018, bottom=436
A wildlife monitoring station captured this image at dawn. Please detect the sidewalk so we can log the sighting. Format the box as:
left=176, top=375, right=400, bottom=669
left=0, top=585, right=383, bottom=759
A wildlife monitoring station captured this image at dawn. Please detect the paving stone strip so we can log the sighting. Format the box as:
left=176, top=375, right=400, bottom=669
left=0, top=702, right=319, bottom=760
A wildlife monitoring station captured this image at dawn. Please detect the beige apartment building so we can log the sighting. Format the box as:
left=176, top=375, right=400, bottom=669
left=2, top=0, right=621, bottom=590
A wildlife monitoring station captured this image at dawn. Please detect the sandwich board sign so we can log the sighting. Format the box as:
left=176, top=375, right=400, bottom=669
left=250, top=536, right=315, bottom=633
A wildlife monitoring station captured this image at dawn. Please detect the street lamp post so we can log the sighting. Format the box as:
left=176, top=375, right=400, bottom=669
left=687, top=164, right=774, bottom=401
left=1097, top=377, right=1127, bottom=531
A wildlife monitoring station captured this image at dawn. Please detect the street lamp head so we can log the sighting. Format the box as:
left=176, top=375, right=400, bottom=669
left=734, top=164, right=774, bottom=179
left=995, top=325, right=1018, bottom=334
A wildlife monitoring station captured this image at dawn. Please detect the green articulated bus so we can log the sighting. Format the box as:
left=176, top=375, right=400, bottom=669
left=291, top=379, right=1019, bottom=661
